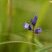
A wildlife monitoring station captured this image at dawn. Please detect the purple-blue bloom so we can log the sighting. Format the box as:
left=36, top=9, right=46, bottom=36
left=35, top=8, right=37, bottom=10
left=24, top=23, right=32, bottom=30
left=23, top=16, right=42, bottom=35
left=24, top=23, right=29, bottom=29
left=31, top=16, right=37, bottom=26
left=28, top=25, right=32, bottom=30
left=35, top=28, right=42, bottom=34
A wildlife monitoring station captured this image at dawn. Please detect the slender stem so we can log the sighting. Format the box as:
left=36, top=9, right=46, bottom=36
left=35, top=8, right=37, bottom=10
left=31, top=26, right=35, bottom=52
left=7, top=0, right=13, bottom=40
left=8, top=0, right=12, bottom=32
left=32, top=26, right=35, bottom=43
left=3, top=1, right=13, bottom=51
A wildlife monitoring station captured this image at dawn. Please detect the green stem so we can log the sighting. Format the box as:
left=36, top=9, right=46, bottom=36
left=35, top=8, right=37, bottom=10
left=34, top=36, right=43, bottom=48
left=31, top=26, right=35, bottom=52
left=7, top=0, right=13, bottom=40
left=3, top=0, right=13, bottom=52
left=32, top=26, right=35, bottom=43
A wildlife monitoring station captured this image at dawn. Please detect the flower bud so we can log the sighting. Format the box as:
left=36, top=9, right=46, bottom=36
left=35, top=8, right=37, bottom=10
left=31, top=16, right=37, bottom=26
left=35, top=28, right=42, bottom=34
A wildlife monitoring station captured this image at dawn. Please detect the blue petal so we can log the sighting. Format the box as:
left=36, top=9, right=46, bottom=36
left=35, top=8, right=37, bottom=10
left=24, top=23, right=29, bottom=29
left=35, top=28, right=42, bottom=34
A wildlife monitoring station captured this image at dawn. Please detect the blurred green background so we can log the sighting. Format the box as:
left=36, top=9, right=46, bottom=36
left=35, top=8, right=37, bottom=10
left=0, top=0, right=52, bottom=52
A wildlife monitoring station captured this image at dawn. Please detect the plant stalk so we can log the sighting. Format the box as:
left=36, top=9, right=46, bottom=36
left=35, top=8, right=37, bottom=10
left=7, top=0, right=13, bottom=40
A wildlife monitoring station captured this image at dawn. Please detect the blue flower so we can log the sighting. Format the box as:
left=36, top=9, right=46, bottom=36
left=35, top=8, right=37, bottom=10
left=24, top=22, right=32, bottom=30
left=31, top=16, right=37, bottom=26
left=23, top=16, right=42, bottom=34
left=35, top=28, right=42, bottom=34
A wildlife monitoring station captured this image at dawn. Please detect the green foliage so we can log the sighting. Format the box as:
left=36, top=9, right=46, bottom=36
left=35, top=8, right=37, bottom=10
left=0, top=0, right=52, bottom=52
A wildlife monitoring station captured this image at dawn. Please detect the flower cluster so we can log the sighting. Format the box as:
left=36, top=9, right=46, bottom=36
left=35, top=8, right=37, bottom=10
left=24, top=16, right=42, bottom=34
